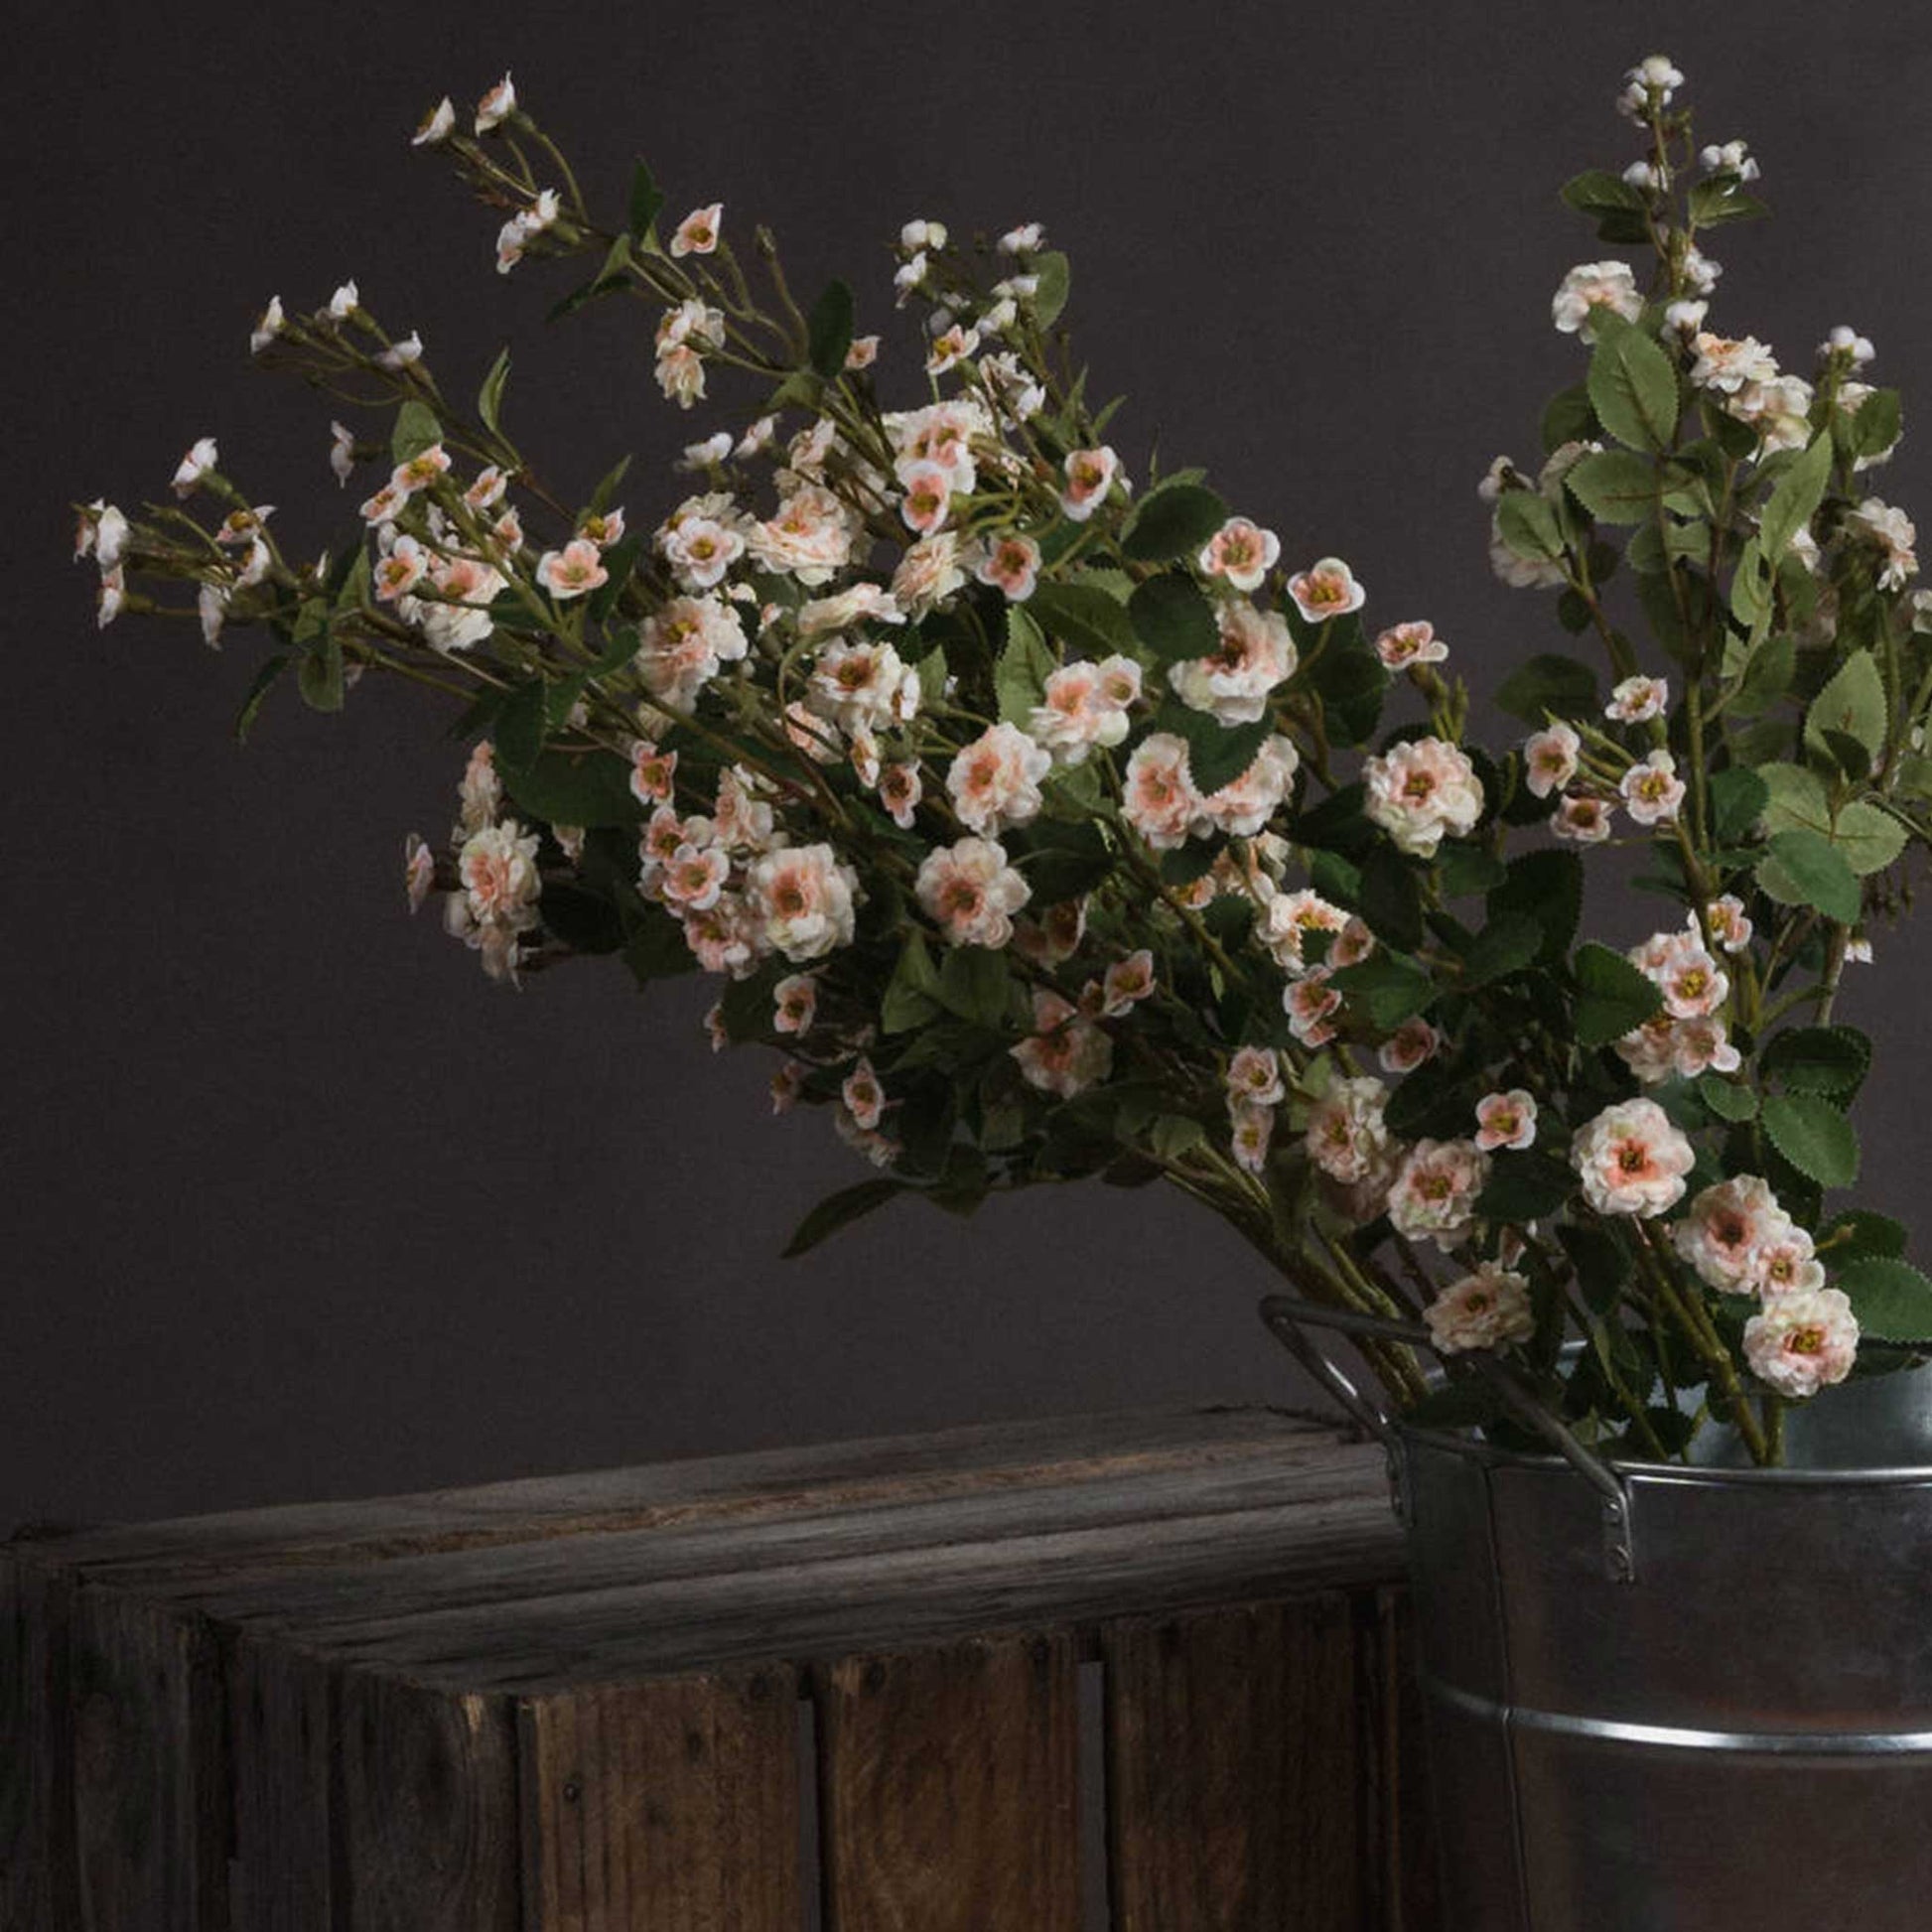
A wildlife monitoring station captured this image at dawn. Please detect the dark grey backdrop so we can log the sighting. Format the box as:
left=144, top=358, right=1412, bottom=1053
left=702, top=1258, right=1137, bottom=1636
left=13, top=1, right=1932, bottom=1529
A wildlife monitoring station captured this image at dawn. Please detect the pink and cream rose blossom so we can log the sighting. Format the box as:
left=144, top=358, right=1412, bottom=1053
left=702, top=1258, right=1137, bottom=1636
left=1363, top=738, right=1484, bottom=856
left=1424, top=1264, right=1536, bottom=1355
left=1742, top=1290, right=1860, bottom=1399
left=1388, top=1139, right=1491, bottom=1250
left=914, top=838, right=1031, bottom=948
left=1571, top=1098, right=1695, bottom=1217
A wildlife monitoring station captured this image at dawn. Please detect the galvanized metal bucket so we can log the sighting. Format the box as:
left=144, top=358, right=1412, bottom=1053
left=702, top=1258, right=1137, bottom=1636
left=1261, top=1297, right=1932, bottom=1931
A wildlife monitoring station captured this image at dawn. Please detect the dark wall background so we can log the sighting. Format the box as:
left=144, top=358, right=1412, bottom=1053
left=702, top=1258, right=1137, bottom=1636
left=12, top=1, right=1932, bottom=1528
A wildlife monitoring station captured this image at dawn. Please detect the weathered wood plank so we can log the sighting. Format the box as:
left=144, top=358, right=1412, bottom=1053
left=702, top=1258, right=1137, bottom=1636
left=1371, top=1587, right=1443, bottom=1931
left=151, top=1432, right=1380, bottom=1635
left=226, top=1632, right=333, bottom=1932
left=19, top=1406, right=1336, bottom=1590
left=0, top=1549, right=76, bottom=1932
left=1103, top=1594, right=1366, bottom=1931
left=68, top=1588, right=228, bottom=1932
left=517, top=1667, right=800, bottom=1931
left=817, top=1633, right=1082, bottom=1932
left=335, top=1669, right=519, bottom=1932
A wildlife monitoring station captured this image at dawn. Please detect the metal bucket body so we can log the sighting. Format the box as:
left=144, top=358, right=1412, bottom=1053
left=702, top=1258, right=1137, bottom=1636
left=1404, top=1429, right=1932, bottom=1931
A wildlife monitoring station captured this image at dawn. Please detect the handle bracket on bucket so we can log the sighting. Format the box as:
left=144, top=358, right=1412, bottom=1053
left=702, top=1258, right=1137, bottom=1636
left=1258, top=1291, right=1640, bottom=1583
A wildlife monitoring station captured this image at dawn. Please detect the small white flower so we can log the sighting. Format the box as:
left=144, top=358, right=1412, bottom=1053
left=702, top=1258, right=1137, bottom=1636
left=1700, top=139, right=1760, bottom=182
left=328, top=279, right=359, bottom=321
left=1820, top=325, right=1876, bottom=368
left=171, top=436, right=218, bottom=498
left=475, top=73, right=516, bottom=135
left=249, top=295, right=285, bottom=355
left=411, top=97, right=455, bottom=146
left=377, top=331, right=423, bottom=371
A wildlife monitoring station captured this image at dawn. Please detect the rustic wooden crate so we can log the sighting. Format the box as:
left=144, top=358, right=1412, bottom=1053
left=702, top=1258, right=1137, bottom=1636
left=0, top=1405, right=1435, bottom=1930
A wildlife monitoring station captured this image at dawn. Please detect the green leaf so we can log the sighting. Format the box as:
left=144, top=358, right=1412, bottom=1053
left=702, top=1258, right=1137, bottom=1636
left=936, top=944, right=1015, bottom=1029
left=882, top=931, right=943, bottom=1034
left=1804, top=650, right=1886, bottom=766
left=1587, top=315, right=1680, bottom=453
left=1708, top=766, right=1769, bottom=844
left=1573, top=942, right=1662, bottom=1047
left=588, top=454, right=632, bottom=518
left=1697, top=1073, right=1758, bottom=1121
left=1475, top=1152, right=1575, bottom=1223
left=1488, top=848, right=1584, bottom=965
left=1688, top=179, right=1768, bottom=226
left=1761, top=1026, right=1871, bottom=1102
left=1031, top=251, right=1070, bottom=329
left=1494, top=653, right=1596, bottom=725
left=996, top=608, right=1055, bottom=726
left=1560, top=169, right=1647, bottom=217
left=622, top=903, right=698, bottom=985
left=1358, top=844, right=1425, bottom=951
left=547, top=234, right=634, bottom=323
left=1849, top=387, right=1903, bottom=462
left=1541, top=384, right=1597, bottom=453
left=477, top=347, right=511, bottom=439
left=1128, top=572, right=1219, bottom=662
left=1459, top=911, right=1543, bottom=987
left=1148, top=1114, right=1206, bottom=1161
left=627, top=159, right=665, bottom=243
left=1756, top=762, right=1830, bottom=838
left=1174, top=712, right=1273, bottom=796
left=1559, top=1221, right=1632, bottom=1314
left=1029, top=580, right=1137, bottom=658
left=1837, top=1258, right=1932, bottom=1344
left=1760, top=1092, right=1860, bottom=1189
left=1437, top=842, right=1508, bottom=898
left=1561, top=448, right=1654, bottom=523
left=501, top=750, right=643, bottom=829
left=1820, top=1210, right=1908, bottom=1264
left=389, top=400, right=443, bottom=465
left=1495, top=489, right=1566, bottom=563
left=1758, top=432, right=1833, bottom=563
left=296, top=635, right=345, bottom=713
left=494, top=678, right=547, bottom=773
left=1293, top=782, right=1375, bottom=861
left=806, top=278, right=856, bottom=380
left=1756, top=830, right=1862, bottom=924
left=1329, top=951, right=1434, bottom=1031
left=232, top=653, right=291, bottom=743
left=1835, top=802, right=1907, bottom=877
left=1021, top=819, right=1115, bottom=901
left=782, top=1178, right=908, bottom=1259
left=1121, top=480, right=1229, bottom=564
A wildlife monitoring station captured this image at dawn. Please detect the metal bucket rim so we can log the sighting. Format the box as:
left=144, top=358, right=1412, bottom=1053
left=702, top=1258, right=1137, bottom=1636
left=1400, top=1421, right=1932, bottom=1488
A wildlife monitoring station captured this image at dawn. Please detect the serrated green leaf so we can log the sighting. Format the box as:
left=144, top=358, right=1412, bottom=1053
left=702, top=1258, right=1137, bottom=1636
left=1128, top=572, right=1219, bottom=663
left=1761, top=1026, right=1871, bottom=1101
left=493, top=678, right=547, bottom=773
left=1437, top=842, right=1508, bottom=898
left=1573, top=941, right=1662, bottom=1047
left=1563, top=448, right=1660, bottom=523
left=1759, top=432, right=1834, bottom=563
left=807, top=278, right=855, bottom=380
left=1756, top=830, right=1862, bottom=923
left=882, top=931, right=943, bottom=1033
left=1560, top=169, right=1647, bottom=216
left=1174, top=712, right=1273, bottom=796
left=1820, top=1210, right=1908, bottom=1264
left=996, top=608, right=1055, bottom=726
left=935, top=943, right=1015, bottom=1028
left=1149, top=1114, right=1206, bottom=1161
left=1835, top=801, right=1907, bottom=877
left=1329, top=951, right=1434, bottom=1032
left=1760, top=1092, right=1860, bottom=1188
left=477, top=347, right=511, bottom=439
left=782, top=1178, right=908, bottom=1258
left=1805, top=650, right=1886, bottom=765
left=1359, top=843, right=1425, bottom=951
left=1587, top=315, right=1680, bottom=453
left=1559, top=1221, right=1633, bottom=1314
left=389, top=400, right=442, bottom=465
left=232, top=653, right=291, bottom=743
left=1460, top=911, right=1543, bottom=987
left=1541, top=384, right=1597, bottom=453
left=501, top=750, right=644, bottom=829
left=1493, top=653, right=1597, bottom=725
left=1121, top=480, right=1229, bottom=564
left=1488, top=848, right=1584, bottom=965
left=1836, top=1257, right=1932, bottom=1343
left=1849, top=388, right=1903, bottom=461
left=296, top=635, right=345, bottom=713
left=1697, top=1073, right=1758, bottom=1121
left=628, top=159, right=664, bottom=243
left=1031, top=251, right=1070, bottom=329
left=1496, top=489, right=1566, bottom=562
left=1029, top=580, right=1137, bottom=657
left=1475, top=1152, right=1575, bottom=1222
left=1708, top=766, right=1770, bottom=844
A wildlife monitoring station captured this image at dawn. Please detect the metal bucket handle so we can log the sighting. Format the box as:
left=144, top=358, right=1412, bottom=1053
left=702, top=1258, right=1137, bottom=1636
left=1258, top=1292, right=1639, bottom=1583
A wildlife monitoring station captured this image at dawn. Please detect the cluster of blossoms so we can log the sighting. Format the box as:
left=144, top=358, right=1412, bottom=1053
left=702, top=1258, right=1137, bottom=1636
left=80, top=59, right=1932, bottom=1466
